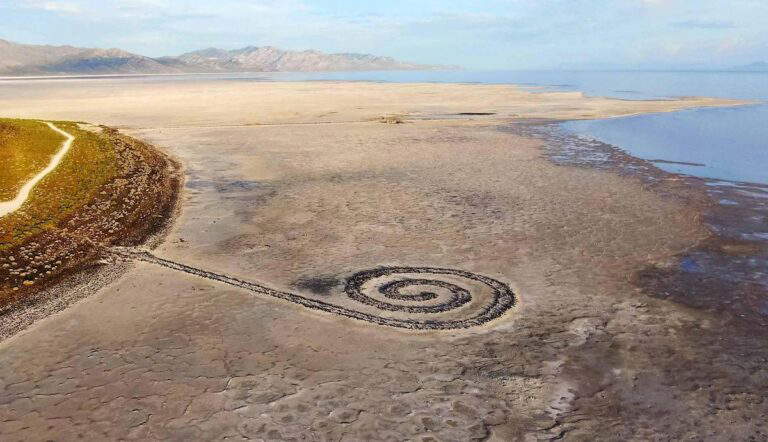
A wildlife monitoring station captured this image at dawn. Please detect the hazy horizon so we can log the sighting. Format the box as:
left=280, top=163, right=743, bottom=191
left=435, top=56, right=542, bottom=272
left=3, top=0, right=768, bottom=70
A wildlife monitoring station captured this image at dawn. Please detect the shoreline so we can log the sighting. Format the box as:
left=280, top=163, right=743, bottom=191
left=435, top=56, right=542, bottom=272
left=508, top=119, right=768, bottom=326
left=1, top=80, right=766, bottom=439
left=1, top=80, right=744, bottom=341
left=5, top=106, right=762, bottom=335
left=1, top=86, right=755, bottom=339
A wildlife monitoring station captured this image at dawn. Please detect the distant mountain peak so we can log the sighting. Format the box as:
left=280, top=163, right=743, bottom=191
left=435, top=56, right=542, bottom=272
left=0, top=39, right=452, bottom=76
left=172, top=45, right=448, bottom=73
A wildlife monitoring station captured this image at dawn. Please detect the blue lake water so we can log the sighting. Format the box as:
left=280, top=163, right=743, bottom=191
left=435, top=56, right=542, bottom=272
left=562, top=105, right=768, bottom=184
left=277, top=70, right=768, bottom=185
left=8, top=69, right=765, bottom=185
left=7, top=69, right=765, bottom=184
left=5, top=69, right=766, bottom=317
left=277, top=70, right=768, bottom=314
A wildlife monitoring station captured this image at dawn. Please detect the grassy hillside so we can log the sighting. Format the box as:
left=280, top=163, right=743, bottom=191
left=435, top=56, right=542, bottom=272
left=0, top=119, right=179, bottom=308
left=0, top=119, right=66, bottom=200
left=0, top=120, right=117, bottom=250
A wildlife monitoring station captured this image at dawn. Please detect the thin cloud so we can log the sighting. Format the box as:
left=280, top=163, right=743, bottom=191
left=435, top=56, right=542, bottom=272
left=24, top=1, right=81, bottom=14
left=673, top=20, right=737, bottom=29
left=4, top=0, right=768, bottom=69
left=639, top=0, right=673, bottom=6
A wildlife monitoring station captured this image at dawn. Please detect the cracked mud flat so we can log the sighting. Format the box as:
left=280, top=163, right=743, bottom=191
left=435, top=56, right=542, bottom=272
left=0, top=80, right=766, bottom=440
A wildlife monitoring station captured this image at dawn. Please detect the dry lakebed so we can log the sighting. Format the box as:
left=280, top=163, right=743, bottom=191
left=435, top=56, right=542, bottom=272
left=0, top=79, right=766, bottom=441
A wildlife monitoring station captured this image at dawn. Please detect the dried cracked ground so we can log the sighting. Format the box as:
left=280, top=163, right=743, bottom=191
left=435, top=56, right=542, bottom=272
left=0, top=81, right=766, bottom=441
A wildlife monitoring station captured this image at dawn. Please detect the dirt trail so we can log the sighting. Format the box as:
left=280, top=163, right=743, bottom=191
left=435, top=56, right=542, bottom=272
left=0, top=81, right=765, bottom=440
left=0, top=122, right=74, bottom=217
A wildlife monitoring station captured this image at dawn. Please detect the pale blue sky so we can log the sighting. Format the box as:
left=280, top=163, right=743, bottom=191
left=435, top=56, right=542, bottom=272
left=3, top=0, right=767, bottom=69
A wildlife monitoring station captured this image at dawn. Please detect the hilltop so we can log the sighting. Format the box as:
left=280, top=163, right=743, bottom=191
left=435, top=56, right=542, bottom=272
left=0, top=39, right=449, bottom=76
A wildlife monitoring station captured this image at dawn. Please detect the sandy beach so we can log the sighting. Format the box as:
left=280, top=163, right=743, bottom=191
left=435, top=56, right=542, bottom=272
left=0, top=80, right=765, bottom=440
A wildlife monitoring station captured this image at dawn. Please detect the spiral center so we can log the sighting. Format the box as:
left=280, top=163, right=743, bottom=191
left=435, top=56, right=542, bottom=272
left=345, top=269, right=474, bottom=313
left=380, top=279, right=440, bottom=301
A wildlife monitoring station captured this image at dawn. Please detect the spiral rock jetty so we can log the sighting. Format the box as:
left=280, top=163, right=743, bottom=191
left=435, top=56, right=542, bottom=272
left=121, top=250, right=516, bottom=330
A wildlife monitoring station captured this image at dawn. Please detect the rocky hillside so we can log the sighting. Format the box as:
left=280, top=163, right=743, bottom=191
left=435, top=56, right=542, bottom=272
left=0, top=39, right=446, bottom=76
left=0, top=40, right=180, bottom=75
left=173, top=46, right=437, bottom=72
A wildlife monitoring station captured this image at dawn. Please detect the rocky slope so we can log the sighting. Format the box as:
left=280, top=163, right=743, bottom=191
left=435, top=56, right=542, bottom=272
left=0, top=39, right=446, bottom=76
left=0, top=40, right=180, bottom=75
left=173, top=46, right=439, bottom=72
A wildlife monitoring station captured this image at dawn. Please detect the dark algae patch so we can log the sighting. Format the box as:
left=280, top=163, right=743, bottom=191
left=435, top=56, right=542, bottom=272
left=292, top=275, right=340, bottom=296
left=507, top=120, right=768, bottom=326
left=635, top=183, right=768, bottom=325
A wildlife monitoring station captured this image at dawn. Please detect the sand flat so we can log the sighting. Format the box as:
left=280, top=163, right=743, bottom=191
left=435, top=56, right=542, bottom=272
left=0, top=79, right=744, bottom=127
left=0, top=80, right=765, bottom=440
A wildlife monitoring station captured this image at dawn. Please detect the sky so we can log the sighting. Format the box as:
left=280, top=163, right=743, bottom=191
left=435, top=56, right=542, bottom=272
left=2, top=0, right=767, bottom=69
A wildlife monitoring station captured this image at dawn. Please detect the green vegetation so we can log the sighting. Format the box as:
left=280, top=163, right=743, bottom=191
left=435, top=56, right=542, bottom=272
left=0, top=118, right=65, bottom=200
left=0, top=120, right=117, bottom=250
left=0, top=118, right=179, bottom=309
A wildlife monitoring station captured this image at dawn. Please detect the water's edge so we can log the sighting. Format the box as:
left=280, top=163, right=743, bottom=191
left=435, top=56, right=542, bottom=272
left=504, top=120, right=768, bottom=325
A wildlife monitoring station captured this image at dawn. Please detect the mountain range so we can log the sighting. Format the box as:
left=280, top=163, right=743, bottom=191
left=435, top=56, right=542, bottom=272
left=0, top=39, right=449, bottom=76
